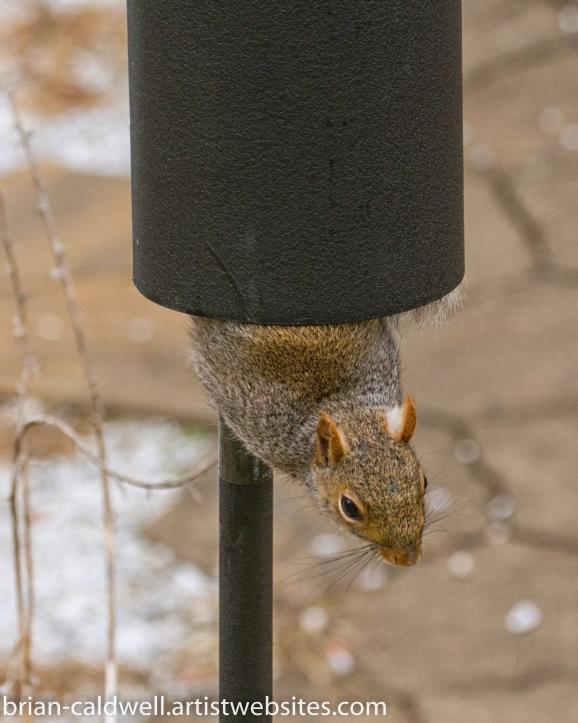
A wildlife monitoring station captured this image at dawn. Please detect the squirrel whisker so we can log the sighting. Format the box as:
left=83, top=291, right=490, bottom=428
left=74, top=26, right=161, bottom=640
left=281, top=544, right=375, bottom=593
left=316, top=547, right=376, bottom=595
left=289, top=542, right=375, bottom=567
left=423, top=489, right=471, bottom=536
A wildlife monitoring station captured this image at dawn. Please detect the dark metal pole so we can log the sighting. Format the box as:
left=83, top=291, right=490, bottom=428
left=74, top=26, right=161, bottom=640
left=219, top=420, right=273, bottom=723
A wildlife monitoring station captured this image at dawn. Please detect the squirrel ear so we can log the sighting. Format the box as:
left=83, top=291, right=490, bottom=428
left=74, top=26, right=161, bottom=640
left=385, top=395, right=417, bottom=443
left=315, top=412, right=349, bottom=466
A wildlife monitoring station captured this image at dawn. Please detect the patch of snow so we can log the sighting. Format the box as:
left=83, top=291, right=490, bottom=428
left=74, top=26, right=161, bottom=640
left=468, top=143, right=497, bottom=171
left=487, top=494, right=517, bottom=522
left=128, top=318, right=156, bottom=344
left=308, top=534, right=345, bottom=557
left=454, top=438, right=480, bottom=465
left=0, top=0, right=130, bottom=178
left=558, top=5, right=578, bottom=35
left=486, top=520, right=513, bottom=545
left=505, top=600, right=542, bottom=635
left=0, top=417, right=216, bottom=678
left=447, top=551, right=475, bottom=579
left=560, top=123, right=578, bottom=152
left=537, top=106, right=564, bottom=136
left=324, top=642, right=355, bottom=676
left=299, top=606, right=328, bottom=634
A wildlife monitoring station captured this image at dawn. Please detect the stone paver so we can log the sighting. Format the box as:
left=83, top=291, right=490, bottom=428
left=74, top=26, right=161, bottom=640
left=476, top=418, right=578, bottom=540
left=421, top=681, right=578, bottom=723
left=516, top=164, right=578, bottom=270
left=404, top=284, right=578, bottom=422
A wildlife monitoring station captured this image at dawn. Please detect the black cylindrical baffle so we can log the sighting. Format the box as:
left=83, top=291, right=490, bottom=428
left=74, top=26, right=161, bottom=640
left=219, top=422, right=273, bottom=723
left=127, top=1, right=464, bottom=325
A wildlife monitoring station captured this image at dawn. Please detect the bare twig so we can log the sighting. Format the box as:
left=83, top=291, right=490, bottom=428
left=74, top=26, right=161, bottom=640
left=15, top=416, right=216, bottom=491
left=1, top=189, right=36, bottom=699
left=7, top=91, right=118, bottom=713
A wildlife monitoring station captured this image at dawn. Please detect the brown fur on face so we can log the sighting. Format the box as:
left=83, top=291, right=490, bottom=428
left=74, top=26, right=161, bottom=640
left=312, top=406, right=425, bottom=566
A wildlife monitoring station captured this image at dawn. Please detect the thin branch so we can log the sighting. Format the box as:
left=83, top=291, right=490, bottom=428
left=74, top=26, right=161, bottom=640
left=7, top=91, right=118, bottom=711
left=1, top=189, right=36, bottom=698
left=14, top=416, right=216, bottom=491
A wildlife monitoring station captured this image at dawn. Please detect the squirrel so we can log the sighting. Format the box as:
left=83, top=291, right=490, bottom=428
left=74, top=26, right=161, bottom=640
left=188, top=297, right=463, bottom=568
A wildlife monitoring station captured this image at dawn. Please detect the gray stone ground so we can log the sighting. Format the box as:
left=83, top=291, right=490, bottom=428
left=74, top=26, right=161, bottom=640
left=1, top=1, right=577, bottom=721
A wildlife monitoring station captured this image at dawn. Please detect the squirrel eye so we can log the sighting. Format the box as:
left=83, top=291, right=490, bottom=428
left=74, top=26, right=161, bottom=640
left=340, top=494, right=361, bottom=521
left=423, top=476, right=429, bottom=491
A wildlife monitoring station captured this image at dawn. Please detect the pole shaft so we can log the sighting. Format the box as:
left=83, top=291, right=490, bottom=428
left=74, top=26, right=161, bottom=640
left=219, top=420, right=273, bottom=723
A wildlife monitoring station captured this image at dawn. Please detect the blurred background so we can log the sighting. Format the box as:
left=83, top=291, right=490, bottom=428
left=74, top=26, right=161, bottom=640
left=0, top=1, right=577, bottom=721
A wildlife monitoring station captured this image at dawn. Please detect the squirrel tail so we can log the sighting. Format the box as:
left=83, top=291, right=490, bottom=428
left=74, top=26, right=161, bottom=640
left=389, top=280, right=465, bottom=331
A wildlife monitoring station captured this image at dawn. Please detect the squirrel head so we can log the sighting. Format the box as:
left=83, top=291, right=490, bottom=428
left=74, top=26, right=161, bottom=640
left=311, top=396, right=426, bottom=567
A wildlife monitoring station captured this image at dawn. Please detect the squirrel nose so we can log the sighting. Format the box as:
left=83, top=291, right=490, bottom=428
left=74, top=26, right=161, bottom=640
left=381, top=544, right=422, bottom=567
